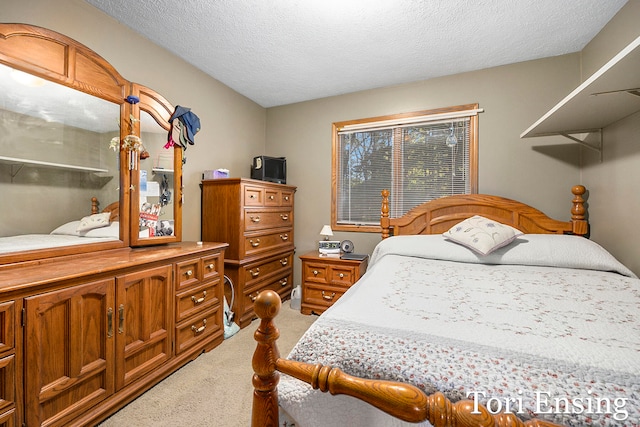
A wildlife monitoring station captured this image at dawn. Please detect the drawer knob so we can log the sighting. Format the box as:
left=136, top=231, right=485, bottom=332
left=191, top=318, right=207, bottom=334
left=313, top=270, right=319, bottom=276
left=280, top=214, right=289, bottom=220
left=269, top=195, right=275, bottom=200
left=339, top=273, right=344, bottom=278
left=250, top=239, right=260, bottom=247
left=280, top=234, right=288, bottom=241
left=250, top=215, right=260, bottom=223
left=322, top=291, right=336, bottom=301
left=280, top=258, right=288, bottom=266
left=207, top=263, right=215, bottom=270
left=250, top=268, right=260, bottom=278
left=186, top=270, right=193, bottom=277
left=284, top=196, right=289, bottom=201
left=192, top=291, right=207, bottom=305
left=250, top=293, right=259, bottom=302
left=249, top=194, right=256, bottom=199
left=280, top=278, right=288, bottom=287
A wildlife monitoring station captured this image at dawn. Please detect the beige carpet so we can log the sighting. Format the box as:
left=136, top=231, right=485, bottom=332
left=98, top=301, right=316, bottom=427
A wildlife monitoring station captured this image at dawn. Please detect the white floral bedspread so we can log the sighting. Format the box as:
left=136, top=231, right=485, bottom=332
left=279, top=235, right=640, bottom=427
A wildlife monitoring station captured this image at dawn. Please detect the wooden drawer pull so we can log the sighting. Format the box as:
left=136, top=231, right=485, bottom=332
left=191, top=291, right=207, bottom=305
left=280, top=234, right=288, bottom=241
left=250, top=268, right=260, bottom=277
left=322, top=291, right=336, bottom=301
left=191, top=318, right=207, bottom=334
left=250, top=215, right=260, bottom=223
left=250, top=239, right=260, bottom=247
left=280, top=214, right=289, bottom=220
left=280, top=278, right=288, bottom=287
left=280, top=258, right=288, bottom=266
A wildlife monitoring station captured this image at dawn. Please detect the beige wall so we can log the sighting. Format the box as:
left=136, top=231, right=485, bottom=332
left=580, top=0, right=640, bottom=275
left=267, top=55, right=585, bottom=285
left=3, top=0, right=268, bottom=242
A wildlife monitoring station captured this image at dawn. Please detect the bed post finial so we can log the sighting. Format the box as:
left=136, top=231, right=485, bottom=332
left=91, top=197, right=99, bottom=214
left=570, top=185, right=588, bottom=236
left=251, top=290, right=282, bottom=427
left=381, top=189, right=390, bottom=239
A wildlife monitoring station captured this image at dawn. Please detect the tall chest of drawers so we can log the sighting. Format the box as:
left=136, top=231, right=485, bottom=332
left=201, top=178, right=296, bottom=328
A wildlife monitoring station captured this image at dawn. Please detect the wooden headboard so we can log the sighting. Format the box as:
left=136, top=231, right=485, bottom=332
left=380, top=185, right=588, bottom=239
left=91, top=197, right=120, bottom=221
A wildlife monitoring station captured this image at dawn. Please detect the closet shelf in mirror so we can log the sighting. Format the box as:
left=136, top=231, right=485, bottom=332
left=152, top=167, right=174, bottom=173
left=0, top=155, right=110, bottom=178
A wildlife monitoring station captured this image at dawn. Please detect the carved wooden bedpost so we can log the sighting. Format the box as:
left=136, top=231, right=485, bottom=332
left=91, top=197, right=99, bottom=214
left=251, top=290, right=282, bottom=427
left=381, top=189, right=391, bottom=239
left=570, top=185, right=588, bottom=236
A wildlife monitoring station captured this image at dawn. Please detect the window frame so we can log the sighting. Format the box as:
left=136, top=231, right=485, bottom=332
left=331, top=103, right=479, bottom=233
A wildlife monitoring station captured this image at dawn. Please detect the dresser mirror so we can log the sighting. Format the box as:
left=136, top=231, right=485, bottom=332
left=0, top=23, right=181, bottom=265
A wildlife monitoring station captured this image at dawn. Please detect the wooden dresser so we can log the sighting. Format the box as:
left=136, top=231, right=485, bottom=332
left=0, top=241, right=227, bottom=427
left=201, top=178, right=296, bottom=328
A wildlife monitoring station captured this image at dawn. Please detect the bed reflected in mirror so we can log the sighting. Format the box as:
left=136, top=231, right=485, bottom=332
left=0, top=62, right=122, bottom=256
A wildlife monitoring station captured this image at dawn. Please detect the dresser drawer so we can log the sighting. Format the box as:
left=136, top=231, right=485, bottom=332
left=202, top=253, right=223, bottom=282
left=242, top=271, right=293, bottom=317
left=244, top=208, right=293, bottom=231
left=244, top=185, right=264, bottom=206
left=175, top=306, right=222, bottom=355
left=175, top=280, right=220, bottom=323
left=243, top=229, right=293, bottom=258
left=242, top=252, right=293, bottom=284
left=330, top=265, right=356, bottom=285
left=0, top=302, right=14, bottom=357
left=264, top=188, right=294, bottom=207
left=175, top=258, right=202, bottom=290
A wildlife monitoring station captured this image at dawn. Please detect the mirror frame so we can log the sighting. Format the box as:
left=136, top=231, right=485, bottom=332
left=0, top=23, right=181, bottom=264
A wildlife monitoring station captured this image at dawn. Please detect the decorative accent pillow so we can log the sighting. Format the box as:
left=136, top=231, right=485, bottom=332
left=76, top=212, right=111, bottom=233
left=443, top=215, right=523, bottom=255
left=50, top=220, right=82, bottom=236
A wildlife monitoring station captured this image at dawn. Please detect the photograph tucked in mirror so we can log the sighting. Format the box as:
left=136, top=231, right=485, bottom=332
left=0, top=62, right=121, bottom=255
left=137, top=109, right=176, bottom=239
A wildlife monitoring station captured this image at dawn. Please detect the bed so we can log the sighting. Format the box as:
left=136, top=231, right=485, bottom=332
left=0, top=197, right=120, bottom=255
left=251, top=185, right=640, bottom=427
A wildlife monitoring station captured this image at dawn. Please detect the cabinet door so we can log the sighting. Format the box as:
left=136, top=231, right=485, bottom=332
left=24, top=279, right=115, bottom=427
left=115, top=264, right=172, bottom=389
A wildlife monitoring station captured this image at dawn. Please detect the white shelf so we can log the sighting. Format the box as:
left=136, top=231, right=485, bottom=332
left=0, top=155, right=109, bottom=175
left=521, top=35, right=640, bottom=145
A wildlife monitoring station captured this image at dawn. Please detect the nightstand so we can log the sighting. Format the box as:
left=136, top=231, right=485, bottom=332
left=299, top=251, right=368, bottom=315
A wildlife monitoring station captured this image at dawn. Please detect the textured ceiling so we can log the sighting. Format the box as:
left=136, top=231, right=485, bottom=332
left=85, top=0, right=627, bottom=108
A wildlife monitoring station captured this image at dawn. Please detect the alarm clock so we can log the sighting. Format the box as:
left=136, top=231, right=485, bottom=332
left=340, top=240, right=354, bottom=253
left=319, top=240, right=341, bottom=254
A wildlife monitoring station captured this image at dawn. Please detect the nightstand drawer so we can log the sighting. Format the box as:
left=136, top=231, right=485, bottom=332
left=303, top=263, right=329, bottom=283
left=244, top=208, right=293, bottom=231
left=202, top=253, right=223, bottom=282
left=330, top=266, right=356, bottom=285
left=304, top=284, right=348, bottom=309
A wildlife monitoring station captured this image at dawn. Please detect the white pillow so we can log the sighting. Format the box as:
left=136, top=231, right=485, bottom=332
left=443, top=215, right=523, bottom=255
left=76, top=212, right=111, bottom=233
left=50, top=220, right=81, bottom=236
left=80, top=221, right=120, bottom=238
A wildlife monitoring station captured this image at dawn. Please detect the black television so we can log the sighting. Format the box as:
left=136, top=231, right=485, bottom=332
left=251, top=156, right=286, bottom=184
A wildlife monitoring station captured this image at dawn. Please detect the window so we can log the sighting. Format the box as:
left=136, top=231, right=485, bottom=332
left=331, top=104, right=480, bottom=232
